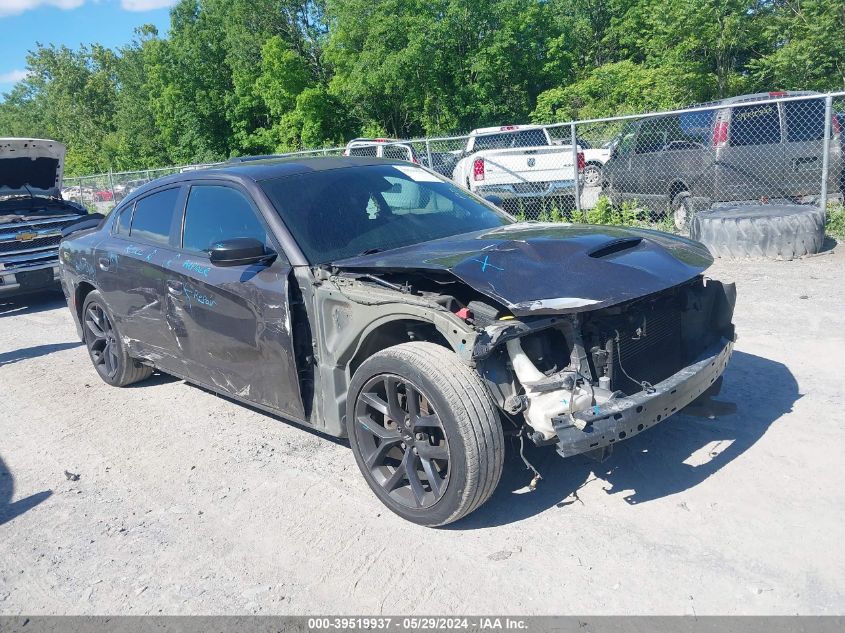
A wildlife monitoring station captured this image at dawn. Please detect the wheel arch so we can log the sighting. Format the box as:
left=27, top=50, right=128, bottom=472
left=317, top=314, right=457, bottom=438
left=669, top=179, right=691, bottom=202
left=75, top=280, right=97, bottom=325
left=348, top=316, right=452, bottom=377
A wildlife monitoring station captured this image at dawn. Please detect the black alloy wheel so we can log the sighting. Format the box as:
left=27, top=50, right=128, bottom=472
left=354, top=373, right=450, bottom=509
left=84, top=302, right=120, bottom=380
left=82, top=290, right=152, bottom=387
left=347, top=342, right=504, bottom=526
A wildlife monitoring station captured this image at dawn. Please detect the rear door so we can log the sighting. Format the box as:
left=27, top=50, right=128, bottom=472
left=480, top=146, right=576, bottom=190
left=98, top=185, right=184, bottom=363
left=163, top=182, right=305, bottom=419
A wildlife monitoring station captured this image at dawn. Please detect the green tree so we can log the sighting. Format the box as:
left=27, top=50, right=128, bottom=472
left=326, top=0, right=556, bottom=136
left=532, top=60, right=695, bottom=122
left=110, top=25, right=172, bottom=170
left=750, top=0, right=845, bottom=90
left=0, top=44, right=120, bottom=175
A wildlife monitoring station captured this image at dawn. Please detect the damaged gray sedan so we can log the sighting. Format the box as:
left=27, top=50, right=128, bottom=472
left=58, top=157, right=735, bottom=526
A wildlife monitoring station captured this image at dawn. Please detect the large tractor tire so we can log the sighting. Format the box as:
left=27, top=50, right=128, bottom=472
left=690, top=204, right=826, bottom=260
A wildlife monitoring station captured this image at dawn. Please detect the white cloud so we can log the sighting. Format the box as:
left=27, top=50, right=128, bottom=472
left=0, top=0, right=85, bottom=18
left=120, top=0, right=176, bottom=10
left=0, top=69, right=31, bottom=83
left=0, top=0, right=176, bottom=17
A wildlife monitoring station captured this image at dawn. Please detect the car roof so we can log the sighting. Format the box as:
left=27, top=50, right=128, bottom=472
left=119, top=156, right=405, bottom=204
left=717, top=90, right=820, bottom=105
left=346, top=138, right=407, bottom=145
left=470, top=124, right=545, bottom=136
left=681, top=90, right=822, bottom=112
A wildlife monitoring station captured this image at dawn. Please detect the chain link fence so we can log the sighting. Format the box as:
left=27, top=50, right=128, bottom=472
left=63, top=91, right=845, bottom=233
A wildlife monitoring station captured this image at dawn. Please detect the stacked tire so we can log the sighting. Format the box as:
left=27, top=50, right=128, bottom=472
left=690, top=204, right=826, bottom=260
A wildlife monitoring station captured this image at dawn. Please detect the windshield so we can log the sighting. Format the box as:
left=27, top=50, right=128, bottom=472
left=261, top=163, right=512, bottom=264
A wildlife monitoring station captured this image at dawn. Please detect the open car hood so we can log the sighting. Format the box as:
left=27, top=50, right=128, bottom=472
left=332, top=223, right=714, bottom=316
left=0, top=138, right=66, bottom=197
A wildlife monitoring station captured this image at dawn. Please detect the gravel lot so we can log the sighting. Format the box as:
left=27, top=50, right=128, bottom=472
left=1, top=247, right=844, bottom=615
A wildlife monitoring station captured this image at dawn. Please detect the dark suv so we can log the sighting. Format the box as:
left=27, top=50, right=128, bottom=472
left=602, top=91, right=842, bottom=229
left=59, top=157, right=735, bottom=525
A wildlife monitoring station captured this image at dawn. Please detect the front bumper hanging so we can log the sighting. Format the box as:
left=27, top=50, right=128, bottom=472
left=553, top=338, right=734, bottom=458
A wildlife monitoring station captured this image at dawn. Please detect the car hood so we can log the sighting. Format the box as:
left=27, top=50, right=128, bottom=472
left=0, top=138, right=66, bottom=197
left=332, top=222, right=714, bottom=316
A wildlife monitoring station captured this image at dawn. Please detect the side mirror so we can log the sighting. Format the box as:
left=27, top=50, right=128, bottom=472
left=483, top=195, right=504, bottom=208
left=209, top=237, right=275, bottom=267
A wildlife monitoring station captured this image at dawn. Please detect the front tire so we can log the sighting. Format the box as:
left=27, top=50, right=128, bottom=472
left=82, top=290, right=153, bottom=387
left=347, top=342, right=504, bottom=526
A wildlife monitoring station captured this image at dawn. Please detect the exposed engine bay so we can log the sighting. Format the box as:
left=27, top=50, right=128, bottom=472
left=471, top=275, right=735, bottom=445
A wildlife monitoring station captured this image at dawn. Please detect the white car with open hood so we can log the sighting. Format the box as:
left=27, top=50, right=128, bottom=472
left=0, top=138, right=88, bottom=296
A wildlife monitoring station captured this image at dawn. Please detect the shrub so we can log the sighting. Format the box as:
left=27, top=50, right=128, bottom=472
left=582, top=195, right=675, bottom=232
left=586, top=195, right=614, bottom=224
left=827, top=202, right=845, bottom=239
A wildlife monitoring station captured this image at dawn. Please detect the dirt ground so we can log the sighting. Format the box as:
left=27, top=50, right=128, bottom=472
left=1, top=247, right=844, bottom=615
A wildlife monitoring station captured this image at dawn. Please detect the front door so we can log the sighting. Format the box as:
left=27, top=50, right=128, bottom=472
left=631, top=117, right=669, bottom=213
left=162, top=182, right=305, bottom=420
left=604, top=123, right=638, bottom=201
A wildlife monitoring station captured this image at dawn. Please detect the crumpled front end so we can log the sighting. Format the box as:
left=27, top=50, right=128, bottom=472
left=474, top=275, right=736, bottom=459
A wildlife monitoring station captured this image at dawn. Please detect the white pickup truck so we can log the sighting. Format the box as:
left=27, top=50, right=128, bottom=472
left=452, top=125, right=584, bottom=204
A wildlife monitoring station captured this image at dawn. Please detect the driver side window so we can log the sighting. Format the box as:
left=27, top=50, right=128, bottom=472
left=182, top=185, right=269, bottom=254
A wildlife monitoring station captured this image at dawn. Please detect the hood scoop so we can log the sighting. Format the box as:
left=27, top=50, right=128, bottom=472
left=588, top=237, right=642, bottom=259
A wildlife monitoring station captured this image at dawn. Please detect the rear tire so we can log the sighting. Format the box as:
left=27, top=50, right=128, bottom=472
left=347, top=342, right=504, bottom=526
left=583, top=163, right=602, bottom=188
left=82, top=290, right=153, bottom=387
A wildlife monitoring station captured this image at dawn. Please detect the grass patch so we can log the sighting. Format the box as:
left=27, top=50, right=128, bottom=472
left=510, top=195, right=676, bottom=233
left=581, top=195, right=675, bottom=233
left=827, top=202, right=845, bottom=240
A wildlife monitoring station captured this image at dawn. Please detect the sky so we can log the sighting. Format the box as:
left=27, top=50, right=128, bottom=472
left=0, top=0, right=175, bottom=91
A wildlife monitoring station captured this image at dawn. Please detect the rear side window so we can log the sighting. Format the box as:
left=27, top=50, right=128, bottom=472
left=348, top=145, right=378, bottom=157
left=473, top=129, right=548, bottom=151
left=784, top=99, right=826, bottom=142
left=182, top=185, right=268, bottom=254
left=730, top=103, right=781, bottom=146
left=382, top=145, right=413, bottom=161
left=677, top=110, right=715, bottom=145
left=115, top=204, right=133, bottom=235
left=129, top=187, right=180, bottom=245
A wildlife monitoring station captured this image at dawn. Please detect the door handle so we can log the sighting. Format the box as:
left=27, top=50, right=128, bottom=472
left=98, top=257, right=110, bottom=271
left=167, top=280, right=184, bottom=295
